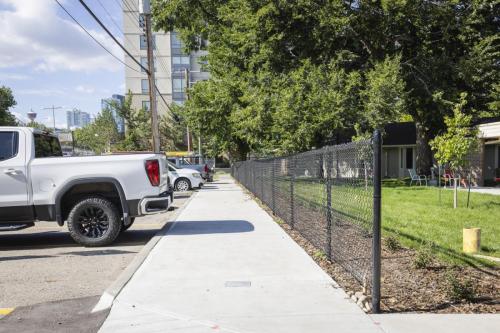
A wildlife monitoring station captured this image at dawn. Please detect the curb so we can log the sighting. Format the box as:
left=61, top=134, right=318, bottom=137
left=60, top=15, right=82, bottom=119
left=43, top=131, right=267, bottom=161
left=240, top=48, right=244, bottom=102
left=92, top=192, right=197, bottom=313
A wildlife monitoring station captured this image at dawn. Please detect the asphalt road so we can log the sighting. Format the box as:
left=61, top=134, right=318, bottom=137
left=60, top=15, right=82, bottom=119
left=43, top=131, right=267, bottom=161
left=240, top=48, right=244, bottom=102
left=0, top=192, right=192, bottom=314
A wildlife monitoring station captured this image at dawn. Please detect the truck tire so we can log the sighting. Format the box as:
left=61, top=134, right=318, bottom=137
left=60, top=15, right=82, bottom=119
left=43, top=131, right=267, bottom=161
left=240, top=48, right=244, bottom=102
left=67, top=197, right=121, bottom=247
left=174, top=178, right=191, bottom=192
left=120, top=217, right=135, bottom=233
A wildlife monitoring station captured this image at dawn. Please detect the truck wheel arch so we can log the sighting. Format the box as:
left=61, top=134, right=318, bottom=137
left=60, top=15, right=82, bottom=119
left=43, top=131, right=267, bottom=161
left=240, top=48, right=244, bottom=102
left=54, top=177, right=129, bottom=226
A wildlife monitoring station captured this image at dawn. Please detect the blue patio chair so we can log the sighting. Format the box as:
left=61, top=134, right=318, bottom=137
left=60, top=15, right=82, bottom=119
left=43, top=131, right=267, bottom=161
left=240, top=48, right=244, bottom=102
left=408, top=169, right=427, bottom=186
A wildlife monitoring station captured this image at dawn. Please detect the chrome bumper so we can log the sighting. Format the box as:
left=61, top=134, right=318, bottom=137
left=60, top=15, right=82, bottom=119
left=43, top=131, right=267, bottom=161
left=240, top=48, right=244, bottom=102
left=139, top=195, right=170, bottom=215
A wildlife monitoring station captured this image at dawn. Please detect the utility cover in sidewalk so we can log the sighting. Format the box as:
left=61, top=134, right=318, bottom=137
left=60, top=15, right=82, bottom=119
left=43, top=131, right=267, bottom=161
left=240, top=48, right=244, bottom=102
left=225, top=281, right=251, bottom=287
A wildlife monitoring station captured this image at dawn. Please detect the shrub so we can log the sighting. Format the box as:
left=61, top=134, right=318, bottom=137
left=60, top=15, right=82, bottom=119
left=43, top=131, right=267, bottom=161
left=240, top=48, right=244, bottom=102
left=384, top=236, right=401, bottom=252
left=313, top=250, right=327, bottom=261
left=447, top=273, right=476, bottom=302
left=413, top=246, right=433, bottom=269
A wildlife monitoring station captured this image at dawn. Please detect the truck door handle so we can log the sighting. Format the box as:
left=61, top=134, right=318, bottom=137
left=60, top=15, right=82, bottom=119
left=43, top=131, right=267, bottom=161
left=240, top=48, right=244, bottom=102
left=4, top=168, right=20, bottom=175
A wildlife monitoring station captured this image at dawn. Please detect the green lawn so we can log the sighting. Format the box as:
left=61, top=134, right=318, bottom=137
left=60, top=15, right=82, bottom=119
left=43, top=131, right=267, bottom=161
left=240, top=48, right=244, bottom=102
left=269, top=176, right=499, bottom=267
left=382, top=185, right=500, bottom=267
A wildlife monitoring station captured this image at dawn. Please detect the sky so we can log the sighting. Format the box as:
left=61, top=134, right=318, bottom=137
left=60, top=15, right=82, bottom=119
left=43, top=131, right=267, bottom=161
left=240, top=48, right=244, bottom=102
left=0, top=0, right=126, bottom=128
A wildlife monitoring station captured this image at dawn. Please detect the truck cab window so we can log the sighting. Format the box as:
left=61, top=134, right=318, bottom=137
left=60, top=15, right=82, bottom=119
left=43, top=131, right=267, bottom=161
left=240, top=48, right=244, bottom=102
left=0, top=131, right=19, bottom=161
left=34, top=134, right=63, bottom=158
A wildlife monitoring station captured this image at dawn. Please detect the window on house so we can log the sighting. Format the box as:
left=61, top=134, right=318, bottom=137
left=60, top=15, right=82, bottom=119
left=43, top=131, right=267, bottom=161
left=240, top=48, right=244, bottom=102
left=141, top=79, right=149, bottom=93
left=142, top=100, right=150, bottom=111
left=140, top=34, right=156, bottom=50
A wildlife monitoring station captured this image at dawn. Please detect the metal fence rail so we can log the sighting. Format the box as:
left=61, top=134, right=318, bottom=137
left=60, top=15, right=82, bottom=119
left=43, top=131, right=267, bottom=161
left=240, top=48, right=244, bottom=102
left=232, top=131, right=382, bottom=312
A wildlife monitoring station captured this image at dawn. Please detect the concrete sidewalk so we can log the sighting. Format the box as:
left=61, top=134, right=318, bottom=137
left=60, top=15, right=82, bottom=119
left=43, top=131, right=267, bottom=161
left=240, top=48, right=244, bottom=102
left=99, top=175, right=382, bottom=333
left=98, top=175, right=499, bottom=333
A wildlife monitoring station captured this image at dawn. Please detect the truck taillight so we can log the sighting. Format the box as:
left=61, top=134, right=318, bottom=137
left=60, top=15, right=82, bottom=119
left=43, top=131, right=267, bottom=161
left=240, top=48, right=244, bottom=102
left=145, top=160, right=160, bottom=186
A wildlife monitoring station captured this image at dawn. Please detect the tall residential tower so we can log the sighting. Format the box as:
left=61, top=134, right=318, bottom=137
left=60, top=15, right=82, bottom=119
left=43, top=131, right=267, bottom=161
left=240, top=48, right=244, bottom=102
left=122, top=0, right=209, bottom=117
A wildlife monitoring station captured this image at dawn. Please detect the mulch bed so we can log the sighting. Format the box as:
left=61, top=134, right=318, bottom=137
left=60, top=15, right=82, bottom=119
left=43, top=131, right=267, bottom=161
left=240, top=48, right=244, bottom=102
left=246, top=188, right=500, bottom=314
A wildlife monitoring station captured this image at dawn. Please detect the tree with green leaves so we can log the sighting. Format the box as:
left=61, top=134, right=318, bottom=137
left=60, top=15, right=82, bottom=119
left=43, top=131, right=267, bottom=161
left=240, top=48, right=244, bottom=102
left=0, top=86, right=17, bottom=126
left=153, top=0, right=499, bottom=165
left=430, top=93, right=478, bottom=172
left=74, top=108, right=119, bottom=154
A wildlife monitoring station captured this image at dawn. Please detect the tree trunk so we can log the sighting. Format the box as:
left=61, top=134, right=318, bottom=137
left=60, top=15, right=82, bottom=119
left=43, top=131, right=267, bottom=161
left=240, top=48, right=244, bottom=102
left=415, top=121, right=433, bottom=175
left=230, top=139, right=249, bottom=161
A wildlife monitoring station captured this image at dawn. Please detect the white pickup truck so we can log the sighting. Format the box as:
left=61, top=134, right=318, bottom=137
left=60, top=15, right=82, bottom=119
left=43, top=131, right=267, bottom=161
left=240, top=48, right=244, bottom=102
left=0, top=127, right=173, bottom=246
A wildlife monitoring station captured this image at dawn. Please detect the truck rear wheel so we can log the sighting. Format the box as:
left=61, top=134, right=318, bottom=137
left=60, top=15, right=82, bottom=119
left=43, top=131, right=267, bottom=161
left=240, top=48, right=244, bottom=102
left=67, top=197, right=121, bottom=247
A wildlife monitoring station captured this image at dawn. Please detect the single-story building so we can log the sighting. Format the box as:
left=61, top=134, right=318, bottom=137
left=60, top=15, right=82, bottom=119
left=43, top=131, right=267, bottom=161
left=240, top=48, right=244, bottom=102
left=381, top=119, right=500, bottom=185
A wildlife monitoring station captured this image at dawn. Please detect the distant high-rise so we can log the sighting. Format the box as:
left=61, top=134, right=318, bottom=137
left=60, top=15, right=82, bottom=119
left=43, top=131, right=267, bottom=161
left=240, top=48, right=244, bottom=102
left=66, top=109, right=91, bottom=129
left=122, top=0, right=209, bottom=116
left=101, top=94, right=125, bottom=134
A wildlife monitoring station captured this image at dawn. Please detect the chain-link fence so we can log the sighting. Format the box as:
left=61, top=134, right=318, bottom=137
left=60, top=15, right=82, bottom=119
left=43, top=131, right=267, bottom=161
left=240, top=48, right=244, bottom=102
left=232, top=133, right=382, bottom=312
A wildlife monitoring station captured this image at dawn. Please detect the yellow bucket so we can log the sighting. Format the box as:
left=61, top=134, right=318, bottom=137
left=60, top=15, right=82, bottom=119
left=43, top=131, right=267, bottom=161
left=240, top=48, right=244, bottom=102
left=463, top=228, right=481, bottom=253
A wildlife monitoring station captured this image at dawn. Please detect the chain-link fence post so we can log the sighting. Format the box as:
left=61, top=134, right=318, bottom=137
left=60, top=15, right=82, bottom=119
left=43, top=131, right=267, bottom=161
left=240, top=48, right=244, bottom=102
left=290, top=156, right=295, bottom=228
left=260, top=162, right=266, bottom=197
left=326, top=149, right=332, bottom=259
left=372, top=130, right=382, bottom=314
left=272, top=159, right=276, bottom=214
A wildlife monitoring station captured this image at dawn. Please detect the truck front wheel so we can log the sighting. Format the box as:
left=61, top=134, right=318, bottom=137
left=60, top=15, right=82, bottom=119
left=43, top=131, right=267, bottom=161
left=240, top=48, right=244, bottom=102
left=67, top=197, right=121, bottom=247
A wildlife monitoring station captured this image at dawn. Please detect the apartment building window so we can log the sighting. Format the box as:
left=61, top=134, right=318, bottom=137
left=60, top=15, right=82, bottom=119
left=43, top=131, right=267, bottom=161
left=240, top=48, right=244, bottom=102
left=142, top=100, right=150, bottom=111
left=141, top=79, right=149, bottom=93
left=172, top=56, right=190, bottom=65
left=173, top=78, right=185, bottom=93
left=140, top=34, right=156, bottom=50
left=171, top=33, right=183, bottom=49
left=140, top=57, right=157, bottom=72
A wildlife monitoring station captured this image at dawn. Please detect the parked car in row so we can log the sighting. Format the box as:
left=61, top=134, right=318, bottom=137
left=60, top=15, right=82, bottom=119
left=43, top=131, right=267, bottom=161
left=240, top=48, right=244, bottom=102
left=0, top=127, right=173, bottom=247
left=167, top=162, right=204, bottom=191
left=167, top=155, right=214, bottom=182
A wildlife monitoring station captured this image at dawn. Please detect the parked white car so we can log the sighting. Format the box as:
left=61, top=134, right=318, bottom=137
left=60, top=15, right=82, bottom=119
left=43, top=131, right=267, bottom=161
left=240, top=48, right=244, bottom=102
left=0, top=127, right=173, bottom=246
left=167, top=161, right=204, bottom=191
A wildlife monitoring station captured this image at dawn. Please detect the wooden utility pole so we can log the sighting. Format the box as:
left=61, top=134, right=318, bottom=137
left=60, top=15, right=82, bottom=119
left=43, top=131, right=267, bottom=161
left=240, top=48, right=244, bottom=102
left=140, top=0, right=160, bottom=153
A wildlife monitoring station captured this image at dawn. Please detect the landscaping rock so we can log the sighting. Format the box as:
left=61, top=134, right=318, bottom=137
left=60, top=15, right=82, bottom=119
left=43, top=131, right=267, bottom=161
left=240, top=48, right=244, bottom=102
left=354, top=291, right=364, bottom=299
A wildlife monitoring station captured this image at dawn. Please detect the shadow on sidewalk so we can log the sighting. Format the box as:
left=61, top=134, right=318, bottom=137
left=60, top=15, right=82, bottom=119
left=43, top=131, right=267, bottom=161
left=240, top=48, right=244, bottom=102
left=165, top=220, right=254, bottom=235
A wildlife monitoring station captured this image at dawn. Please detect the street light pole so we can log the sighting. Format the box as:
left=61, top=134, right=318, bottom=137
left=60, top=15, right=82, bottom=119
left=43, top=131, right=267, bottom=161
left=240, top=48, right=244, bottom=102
left=140, top=0, right=160, bottom=153
left=184, top=68, right=192, bottom=153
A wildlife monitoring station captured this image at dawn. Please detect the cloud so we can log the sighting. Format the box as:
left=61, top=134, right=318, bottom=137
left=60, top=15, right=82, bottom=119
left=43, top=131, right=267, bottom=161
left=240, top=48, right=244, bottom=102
left=0, top=0, right=123, bottom=72
left=16, top=88, right=65, bottom=96
left=0, top=73, right=30, bottom=80
left=76, top=85, right=95, bottom=94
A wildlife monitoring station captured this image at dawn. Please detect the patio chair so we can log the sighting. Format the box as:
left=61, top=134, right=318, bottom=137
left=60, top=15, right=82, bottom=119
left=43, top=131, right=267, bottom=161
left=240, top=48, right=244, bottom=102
left=408, top=169, right=427, bottom=186
left=443, top=169, right=460, bottom=188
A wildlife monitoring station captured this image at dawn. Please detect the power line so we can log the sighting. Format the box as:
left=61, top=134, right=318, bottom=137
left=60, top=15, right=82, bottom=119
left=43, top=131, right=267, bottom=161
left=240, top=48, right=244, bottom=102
left=102, top=0, right=170, bottom=80
left=53, top=0, right=141, bottom=74
left=121, top=0, right=171, bottom=76
left=118, top=1, right=179, bottom=121
left=76, top=0, right=178, bottom=121
left=95, top=0, right=123, bottom=35
left=77, top=0, right=149, bottom=74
